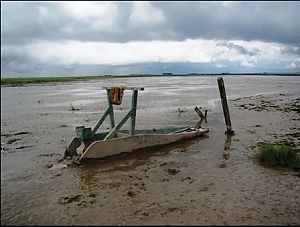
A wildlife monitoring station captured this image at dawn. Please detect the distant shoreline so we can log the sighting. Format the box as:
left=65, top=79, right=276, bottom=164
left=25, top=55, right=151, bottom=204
left=1, top=73, right=299, bottom=87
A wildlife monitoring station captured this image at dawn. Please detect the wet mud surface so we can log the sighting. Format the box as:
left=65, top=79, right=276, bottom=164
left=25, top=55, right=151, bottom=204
left=1, top=75, right=300, bottom=225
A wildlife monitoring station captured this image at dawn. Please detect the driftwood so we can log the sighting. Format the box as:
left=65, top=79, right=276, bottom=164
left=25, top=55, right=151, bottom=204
left=194, top=106, right=208, bottom=128
left=69, top=104, right=81, bottom=111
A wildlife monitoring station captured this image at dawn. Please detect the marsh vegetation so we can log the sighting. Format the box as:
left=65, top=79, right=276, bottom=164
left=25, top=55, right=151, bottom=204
left=258, top=143, right=300, bottom=170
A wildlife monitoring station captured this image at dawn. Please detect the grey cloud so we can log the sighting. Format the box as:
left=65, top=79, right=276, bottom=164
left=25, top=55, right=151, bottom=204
left=2, top=1, right=300, bottom=45
left=217, top=41, right=260, bottom=57
left=2, top=1, right=300, bottom=76
left=1, top=1, right=169, bottom=45
left=1, top=49, right=41, bottom=75
left=281, top=46, right=300, bottom=57
left=153, top=1, right=300, bottom=45
left=2, top=2, right=61, bottom=45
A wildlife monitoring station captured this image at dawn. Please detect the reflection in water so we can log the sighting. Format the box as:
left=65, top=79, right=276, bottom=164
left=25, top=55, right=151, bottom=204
left=223, top=133, right=233, bottom=160
left=224, top=133, right=233, bottom=151
left=78, top=136, right=209, bottom=187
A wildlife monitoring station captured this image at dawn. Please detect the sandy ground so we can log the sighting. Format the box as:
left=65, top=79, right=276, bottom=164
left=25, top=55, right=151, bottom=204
left=1, top=75, right=300, bottom=225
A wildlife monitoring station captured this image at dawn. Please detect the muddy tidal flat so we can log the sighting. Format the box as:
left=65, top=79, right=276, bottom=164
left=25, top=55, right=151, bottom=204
left=1, top=75, right=300, bottom=225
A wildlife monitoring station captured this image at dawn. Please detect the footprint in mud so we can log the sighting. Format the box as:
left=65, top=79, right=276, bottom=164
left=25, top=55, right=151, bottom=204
left=59, top=194, right=82, bottom=204
left=1, top=133, right=12, bottom=138
left=38, top=153, right=57, bottom=157
left=223, top=151, right=230, bottom=160
left=87, top=193, right=96, bottom=198
left=197, top=182, right=214, bottom=192
left=58, top=193, right=97, bottom=206
left=49, top=163, right=68, bottom=171
left=133, top=181, right=147, bottom=191
left=127, top=190, right=136, bottom=198
left=15, top=145, right=34, bottom=150
left=160, top=207, right=185, bottom=217
left=167, top=168, right=180, bottom=175
left=1, top=146, right=9, bottom=152
left=6, top=145, right=34, bottom=153
left=218, top=161, right=227, bottom=168
left=1, top=131, right=31, bottom=137
left=7, top=138, right=21, bottom=144
left=181, top=176, right=197, bottom=184
left=13, top=131, right=31, bottom=136
left=198, top=186, right=209, bottom=192
left=2, top=131, right=32, bottom=148
left=160, top=161, right=185, bottom=176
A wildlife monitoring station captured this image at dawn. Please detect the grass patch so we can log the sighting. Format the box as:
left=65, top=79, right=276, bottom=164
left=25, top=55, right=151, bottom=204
left=258, top=143, right=300, bottom=170
left=1, top=76, right=109, bottom=86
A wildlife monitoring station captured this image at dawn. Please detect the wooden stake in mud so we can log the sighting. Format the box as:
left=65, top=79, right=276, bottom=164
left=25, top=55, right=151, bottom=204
left=194, top=106, right=208, bottom=124
left=217, top=77, right=234, bottom=135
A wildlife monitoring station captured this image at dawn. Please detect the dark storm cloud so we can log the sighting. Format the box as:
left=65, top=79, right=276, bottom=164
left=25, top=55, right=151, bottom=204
left=1, top=2, right=124, bottom=44
left=1, top=2, right=60, bottom=45
left=1, top=1, right=168, bottom=45
left=152, top=1, right=300, bottom=45
left=2, top=1, right=300, bottom=45
left=1, top=45, right=38, bottom=74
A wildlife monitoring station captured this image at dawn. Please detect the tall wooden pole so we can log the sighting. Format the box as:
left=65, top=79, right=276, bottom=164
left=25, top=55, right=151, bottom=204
left=106, top=89, right=115, bottom=129
left=130, top=90, right=138, bottom=135
left=217, top=77, right=234, bottom=135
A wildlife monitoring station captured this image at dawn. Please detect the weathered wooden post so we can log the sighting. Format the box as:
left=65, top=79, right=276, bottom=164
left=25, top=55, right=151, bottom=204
left=106, top=88, right=115, bottom=129
left=217, top=77, right=234, bottom=135
left=194, top=106, right=207, bottom=123
left=130, top=90, right=138, bottom=135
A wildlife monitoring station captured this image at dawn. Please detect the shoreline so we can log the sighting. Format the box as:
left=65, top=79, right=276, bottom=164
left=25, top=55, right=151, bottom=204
left=1, top=73, right=299, bottom=87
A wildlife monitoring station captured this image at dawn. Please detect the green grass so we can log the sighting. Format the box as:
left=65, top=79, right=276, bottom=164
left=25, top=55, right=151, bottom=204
left=258, top=143, right=300, bottom=170
left=1, top=76, right=109, bottom=86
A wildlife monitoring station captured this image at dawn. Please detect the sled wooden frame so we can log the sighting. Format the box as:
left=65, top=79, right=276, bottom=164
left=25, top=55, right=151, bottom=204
left=91, top=86, right=145, bottom=140
left=64, top=85, right=209, bottom=160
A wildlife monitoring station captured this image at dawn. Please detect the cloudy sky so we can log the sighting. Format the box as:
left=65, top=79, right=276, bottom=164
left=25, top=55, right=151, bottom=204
left=1, top=1, right=300, bottom=77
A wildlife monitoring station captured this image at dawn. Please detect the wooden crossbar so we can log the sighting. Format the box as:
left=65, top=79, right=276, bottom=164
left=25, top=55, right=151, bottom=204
left=102, top=86, right=144, bottom=91
left=91, top=86, right=143, bottom=137
left=104, top=109, right=134, bottom=140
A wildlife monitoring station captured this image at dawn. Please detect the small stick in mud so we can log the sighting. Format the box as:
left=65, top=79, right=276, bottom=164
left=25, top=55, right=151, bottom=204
left=69, top=103, right=81, bottom=111
left=177, top=107, right=188, bottom=116
left=217, top=77, right=234, bottom=135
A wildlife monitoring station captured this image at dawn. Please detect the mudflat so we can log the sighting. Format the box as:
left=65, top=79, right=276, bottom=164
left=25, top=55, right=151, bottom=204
left=1, top=75, right=299, bottom=225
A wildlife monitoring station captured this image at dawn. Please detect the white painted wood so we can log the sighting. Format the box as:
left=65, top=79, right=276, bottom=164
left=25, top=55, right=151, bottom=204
left=79, top=128, right=208, bottom=160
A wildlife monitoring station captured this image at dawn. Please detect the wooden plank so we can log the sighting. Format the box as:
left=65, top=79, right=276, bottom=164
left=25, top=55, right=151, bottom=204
left=80, top=128, right=209, bottom=160
left=106, top=89, right=115, bottom=129
left=65, top=137, right=82, bottom=156
left=130, top=90, right=138, bottom=135
left=194, top=106, right=207, bottom=125
left=103, top=109, right=134, bottom=140
left=171, top=126, right=191, bottom=134
left=103, top=86, right=144, bottom=91
left=91, top=107, right=110, bottom=135
left=194, top=107, right=206, bottom=119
